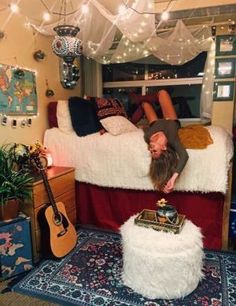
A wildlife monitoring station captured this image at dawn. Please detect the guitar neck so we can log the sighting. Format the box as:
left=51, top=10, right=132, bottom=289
left=31, top=152, right=60, bottom=216
left=40, top=168, right=59, bottom=215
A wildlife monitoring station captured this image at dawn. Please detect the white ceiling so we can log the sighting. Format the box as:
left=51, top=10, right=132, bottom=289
left=0, top=0, right=235, bottom=26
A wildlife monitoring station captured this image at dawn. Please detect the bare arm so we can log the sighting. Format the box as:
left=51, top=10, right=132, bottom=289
left=173, top=138, right=189, bottom=174
left=163, top=172, right=179, bottom=194
left=163, top=138, right=188, bottom=193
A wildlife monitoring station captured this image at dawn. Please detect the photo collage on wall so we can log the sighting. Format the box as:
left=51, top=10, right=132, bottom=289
left=214, top=34, right=236, bottom=101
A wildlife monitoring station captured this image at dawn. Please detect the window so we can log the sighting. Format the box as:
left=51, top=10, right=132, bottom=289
left=103, top=53, right=207, bottom=81
left=103, top=85, right=201, bottom=119
left=147, top=53, right=207, bottom=80
left=102, top=52, right=207, bottom=119
left=103, top=63, right=145, bottom=82
left=103, top=87, right=142, bottom=118
left=146, top=85, right=201, bottom=118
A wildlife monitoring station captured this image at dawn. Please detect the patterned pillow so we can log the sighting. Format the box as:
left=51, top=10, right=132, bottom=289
left=95, top=97, right=127, bottom=120
left=100, top=116, right=138, bottom=136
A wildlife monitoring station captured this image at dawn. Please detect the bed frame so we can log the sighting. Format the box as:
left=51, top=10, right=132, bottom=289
left=47, top=101, right=233, bottom=251
left=75, top=174, right=232, bottom=250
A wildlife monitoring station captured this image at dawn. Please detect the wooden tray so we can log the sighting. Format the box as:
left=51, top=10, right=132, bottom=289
left=134, top=209, right=185, bottom=234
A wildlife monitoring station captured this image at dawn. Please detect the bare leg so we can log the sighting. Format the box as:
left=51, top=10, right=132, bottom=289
left=131, top=90, right=177, bottom=124
left=157, top=90, right=177, bottom=120
left=142, top=102, right=158, bottom=124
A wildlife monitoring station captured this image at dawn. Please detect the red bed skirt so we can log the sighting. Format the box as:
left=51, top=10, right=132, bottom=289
left=76, top=181, right=224, bottom=250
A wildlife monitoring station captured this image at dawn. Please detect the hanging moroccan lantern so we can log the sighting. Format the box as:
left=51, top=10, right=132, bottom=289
left=52, top=25, right=82, bottom=64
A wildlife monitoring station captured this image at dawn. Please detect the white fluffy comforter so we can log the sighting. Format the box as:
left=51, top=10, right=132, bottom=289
left=44, top=125, right=233, bottom=194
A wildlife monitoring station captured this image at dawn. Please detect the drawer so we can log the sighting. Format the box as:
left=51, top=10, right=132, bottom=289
left=34, top=188, right=76, bottom=232
left=56, top=189, right=76, bottom=224
left=32, top=172, right=75, bottom=208
left=35, top=228, right=42, bottom=253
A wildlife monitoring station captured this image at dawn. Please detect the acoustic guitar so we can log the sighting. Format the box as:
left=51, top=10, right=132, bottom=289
left=30, top=150, right=77, bottom=259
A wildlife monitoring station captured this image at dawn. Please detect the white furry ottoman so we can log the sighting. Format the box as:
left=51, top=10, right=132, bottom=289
left=120, top=216, right=204, bottom=299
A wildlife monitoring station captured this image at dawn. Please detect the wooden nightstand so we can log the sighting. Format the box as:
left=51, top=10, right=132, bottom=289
left=20, top=166, right=76, bottom=263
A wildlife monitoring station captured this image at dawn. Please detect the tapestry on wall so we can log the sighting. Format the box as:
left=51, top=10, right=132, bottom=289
left=0, top=64, right=37, bottom=115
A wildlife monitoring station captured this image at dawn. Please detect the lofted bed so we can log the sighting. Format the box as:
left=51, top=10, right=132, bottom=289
left=44, top=100, right=233, bottom=250
left=29, top=0, right=235, bottom=251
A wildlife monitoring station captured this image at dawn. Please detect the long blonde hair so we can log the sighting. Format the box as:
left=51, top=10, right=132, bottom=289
left=149, top=146, right=178, bottom=191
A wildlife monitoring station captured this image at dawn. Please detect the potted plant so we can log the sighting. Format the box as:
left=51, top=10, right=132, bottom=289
left=0, top=144, right=33, bottom=221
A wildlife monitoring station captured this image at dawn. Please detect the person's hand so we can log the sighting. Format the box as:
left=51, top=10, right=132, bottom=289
left=163, top=172, right=179, bottom=194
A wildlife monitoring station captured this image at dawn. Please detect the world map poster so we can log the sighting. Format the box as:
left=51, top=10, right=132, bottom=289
left=0, top=64, right=37, bottom=115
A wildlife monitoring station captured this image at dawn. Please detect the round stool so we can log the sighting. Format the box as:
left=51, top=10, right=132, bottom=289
left=120, top=216, right=204, bottom=299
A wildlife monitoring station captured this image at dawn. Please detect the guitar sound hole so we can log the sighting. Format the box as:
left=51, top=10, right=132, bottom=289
left=54, top=213, right=62, bottom=225
left=53, top=213, right=69, bottom=227
left=54, top=213, right=70, bottom=237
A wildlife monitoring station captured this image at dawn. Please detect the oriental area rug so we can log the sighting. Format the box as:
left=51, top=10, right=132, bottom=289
left=12, top=227, right=236, bottom=306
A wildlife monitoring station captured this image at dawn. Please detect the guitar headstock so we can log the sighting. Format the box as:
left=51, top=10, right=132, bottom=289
left=29, top=142, right=48, bottom=171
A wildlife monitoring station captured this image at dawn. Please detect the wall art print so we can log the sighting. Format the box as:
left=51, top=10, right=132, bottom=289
left=0, top=64, right=37, bottom=115
left=215, top=34, right=236, bottom=56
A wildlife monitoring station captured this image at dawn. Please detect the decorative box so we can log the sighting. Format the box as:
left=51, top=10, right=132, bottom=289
left=0, top=214, right=33, bottom=280
left=134, top=209, right=185, bottom=234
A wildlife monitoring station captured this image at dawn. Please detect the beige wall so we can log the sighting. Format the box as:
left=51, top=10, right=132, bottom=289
left=212, top=102, right=235, bottom=132
left=0, top=11, right=81, bottom=146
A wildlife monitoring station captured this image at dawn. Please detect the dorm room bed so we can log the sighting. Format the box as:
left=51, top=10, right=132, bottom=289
left=44, top=101, right=233, bottom=250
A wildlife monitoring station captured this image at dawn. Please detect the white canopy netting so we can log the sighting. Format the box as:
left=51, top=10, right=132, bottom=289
left=32, top=0, right=215, bottom=118
left=32, top=0, right=213, bottom=65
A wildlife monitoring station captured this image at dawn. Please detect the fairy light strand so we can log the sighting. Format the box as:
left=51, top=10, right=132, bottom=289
left=120, top=0, right=173, bottom=16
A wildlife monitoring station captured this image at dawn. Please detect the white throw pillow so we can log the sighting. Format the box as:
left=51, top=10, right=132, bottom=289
left=56, top=100, right=74, bottom=134
left=100, top=116, right=138, bottom=136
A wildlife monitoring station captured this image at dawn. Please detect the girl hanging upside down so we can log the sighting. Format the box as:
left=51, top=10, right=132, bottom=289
left=131, top=89, right=189, bottom=194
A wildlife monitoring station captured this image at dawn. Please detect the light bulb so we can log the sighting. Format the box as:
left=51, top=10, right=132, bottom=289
left=81, top=4, right=89, bottom=14
left=118, top=5, right=126, bottom=15
left=43, top=12, right=51, bottom=21
left=9, top=3, right=19, bottom=13
left=161, top=11, right=169, bottom=21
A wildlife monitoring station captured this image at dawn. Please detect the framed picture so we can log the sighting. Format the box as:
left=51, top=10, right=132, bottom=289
left=213, top=81, right=235, bottom=101
left=0, top=64, right=38, bottom=115
left=216, top=35, right=236, bottom=56
left=215, top=58, right=236, bottom=78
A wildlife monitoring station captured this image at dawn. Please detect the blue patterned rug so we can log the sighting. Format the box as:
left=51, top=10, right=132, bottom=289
left=12, top=227, right=236, bottom=306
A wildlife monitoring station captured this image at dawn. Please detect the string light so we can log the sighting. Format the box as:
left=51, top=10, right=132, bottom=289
left=42, top=12, right=51, bottom=22
left=81, top=4, right=89, bottom=14
left=2, top=0, right=232, bottom=67
left=121, top=0, right=173, bottom=16
left=161, top=11, right=169, bottom=21
left=118, top=5, right=126, bottom=15
left=9, top=3, right=19, bottom=13
left=24, top=21, right=32, bottom=28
